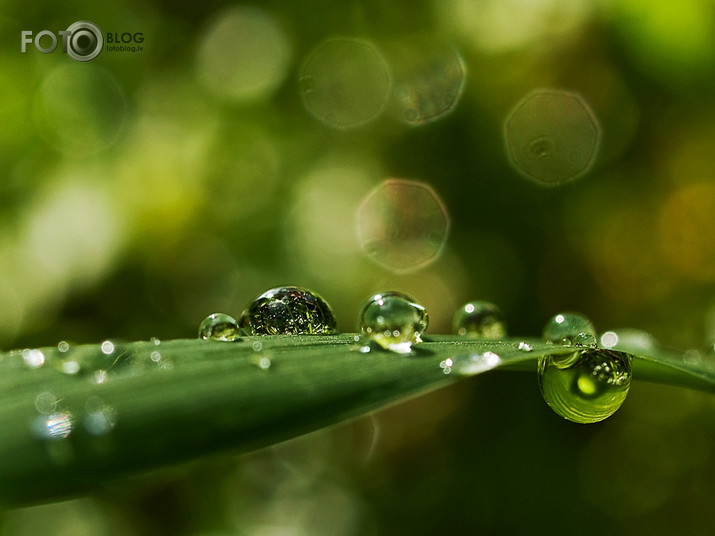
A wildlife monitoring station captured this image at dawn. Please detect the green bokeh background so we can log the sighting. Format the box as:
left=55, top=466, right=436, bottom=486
left=1, top=0, right=714, bottom=534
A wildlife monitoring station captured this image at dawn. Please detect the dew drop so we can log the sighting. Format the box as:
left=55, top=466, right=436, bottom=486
left=450, top=351, right=502, bottom=376
left=22, top=349, right=45, bottom=369
left=33, top=411, right=74, bottom=440
left=538, top=348, right=632, bottom=424
left=57, top=341, right=70, bottom=353
left=198, top=313, right=242, bottom=341
left=84, top=397, right=117, bottom=436
left=239, top=286, right=338, bottom=335
left=358, top=291, right=428, bottom=354
left=543, top=312, right=597, bottom=347
left=504, top=88, right=601, bottom=186
left=150, top=337, right=161, bottom=346
left=100, top=341, right=115, bottom=355
left=453, top=301, right=507, bottom=338
left=61, top=360, right=81, bottom=375
left=517, top=341, right=533, bottom=352
left=252, top=341, right=263, bottom=352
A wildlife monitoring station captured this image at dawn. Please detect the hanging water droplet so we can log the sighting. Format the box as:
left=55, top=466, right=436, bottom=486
left=453, top=301, right=507, bottom=338
left=517, top=341, right=533, bottom=352
left=543, top=312, right=597, bottom=347
left=198, top=313, right=242, bottom=341
left=358, top=291, right=428, bottom=354
left=538, top=348, right=632, bottom=424
left=239, top=286, right=338, bottom=335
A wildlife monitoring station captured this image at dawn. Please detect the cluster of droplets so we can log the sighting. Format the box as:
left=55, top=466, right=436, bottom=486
left=538, top=312, right=632, bottom=424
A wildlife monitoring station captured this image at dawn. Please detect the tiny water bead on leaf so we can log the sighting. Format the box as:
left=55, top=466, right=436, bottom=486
left=356, top=179, right=450, bottom=273
left=239, top=286, right=338, bottom=335
left=538, top=348, right=632, bottom=424
left=198, top=313, right=242, bottom=342
left=358, top=291, right=428, bottom=354
left=504, top=88, right=601, bottom=186
left=453, top=301, right=507, bottom=338
left=543, top=312, right=598, bottom=347
left=299, top=38, right=391, bottom=129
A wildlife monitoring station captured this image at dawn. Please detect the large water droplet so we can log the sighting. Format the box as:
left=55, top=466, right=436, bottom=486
left=356, top=178, right=450, bottom=273
left=538, top=348, right=632, bottom=424
left=239, top=286, right=338, bottom=335
left=504, top=88, right=601, bottom=186
left=543, top=312, right=597, bottom=347
left=300, top=38, right=391, bottom=129
left=453, top=301, right=507, bottom=338
left=358, top=291, right=428, bottom=354
left=198, top=313, right=242, bottom=341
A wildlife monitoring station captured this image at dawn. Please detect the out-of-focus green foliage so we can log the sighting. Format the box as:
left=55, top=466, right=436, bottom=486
left=1, top=0, right=714, bottom=534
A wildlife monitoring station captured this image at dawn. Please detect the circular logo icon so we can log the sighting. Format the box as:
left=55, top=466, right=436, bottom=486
left=65, top=21, right=103, bottom=62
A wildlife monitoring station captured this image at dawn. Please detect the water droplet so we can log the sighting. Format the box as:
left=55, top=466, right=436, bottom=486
left=358, top=291, right=428, bottom=354
left=35, top=392, right=58, bottom=414
left=100, top=341, right=115, bottom=355
left=356, top=179, right=450, bottom=273
left=518, top=341, right=533, bottom=352
left=439, top=357, right=453, bottom=374
left=450, top=351, right=502, bottom=376
left=240, top=286, right=338, bottom=335
left=538, top=348, right=632, bottom=424
left=84, top=397, right=117, bottom=436
left=198, top=313, right=242, bottom=341
left=453, top=301, right=507, bottom=338
left=22, top=349, right=45, bottom=368
left=150, top=337, right=161, bottom=346
left=61, top=360, right=81, bottom=375
left=93, top=370, right=108, bottom=384
left=250, top=355, right=272, bottom=370
left=504, top=88, right=601, bottom=186
left=57, top=341, right=70, bottom=353
left=543, top=312, right=597, bottom=347
left=33, top=411, right=74, bottom=440
left=252, top=341, right=263, bottom=352
left=300, top=38, right=391, bottom=129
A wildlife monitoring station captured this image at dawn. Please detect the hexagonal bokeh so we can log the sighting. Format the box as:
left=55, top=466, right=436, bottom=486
left=504, top=88, right=601, bottom=186
left=299, top=38, right=391, bottom=129
left=356, top=179, right=450, bottom=273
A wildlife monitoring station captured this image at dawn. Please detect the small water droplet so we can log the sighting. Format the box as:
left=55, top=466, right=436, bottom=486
left=84, top=397, right=117, bottom=436
left=252, top=341, right=263, bottom=352
left=538, top=348, right=632, bottom=424
left=198, top=313, right=242, bottom=341
left=453, top=301, right=507, bottom=338
left=35, top=392, right=58, bottom=414
left=439, top=357, right=454, bottom=374
left=518, top=341, right=533, bottom=352
left=61, top=360, right=81, bottom=375
left=358, top=291, right=428, bottom=354
left=100, top=341, right=115, bottom=355
left=93, top=369, right=108, bottom=384
left=150, top=337, right=161, bottom=346
left=450, top=351, right=502, bottom=376
left=22, top=349, right=45, bottom=368
left=150, top=351, right=162, bottom=363
left=57, top=341, right=70, bottom=353
left=33, top=411, right=74, bottom=440
left=239, top=286, right=338, bottom=335
left=543, top=312, right=597, bottom=347
left=250, top=355, right=272, bottom=370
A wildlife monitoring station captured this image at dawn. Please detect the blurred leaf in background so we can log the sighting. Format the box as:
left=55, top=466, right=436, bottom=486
left=0, top=0, right=714, bottom=534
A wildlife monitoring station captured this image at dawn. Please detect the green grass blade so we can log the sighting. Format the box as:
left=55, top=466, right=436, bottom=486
left=0, top=334, right=712, bottom=506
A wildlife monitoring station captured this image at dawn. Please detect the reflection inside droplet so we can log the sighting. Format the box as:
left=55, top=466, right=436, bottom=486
left=34, top=412, right=73, bottom=440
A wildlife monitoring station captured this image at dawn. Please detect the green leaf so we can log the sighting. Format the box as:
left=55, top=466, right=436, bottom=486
left=0, top=334, right=712, bottom=506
